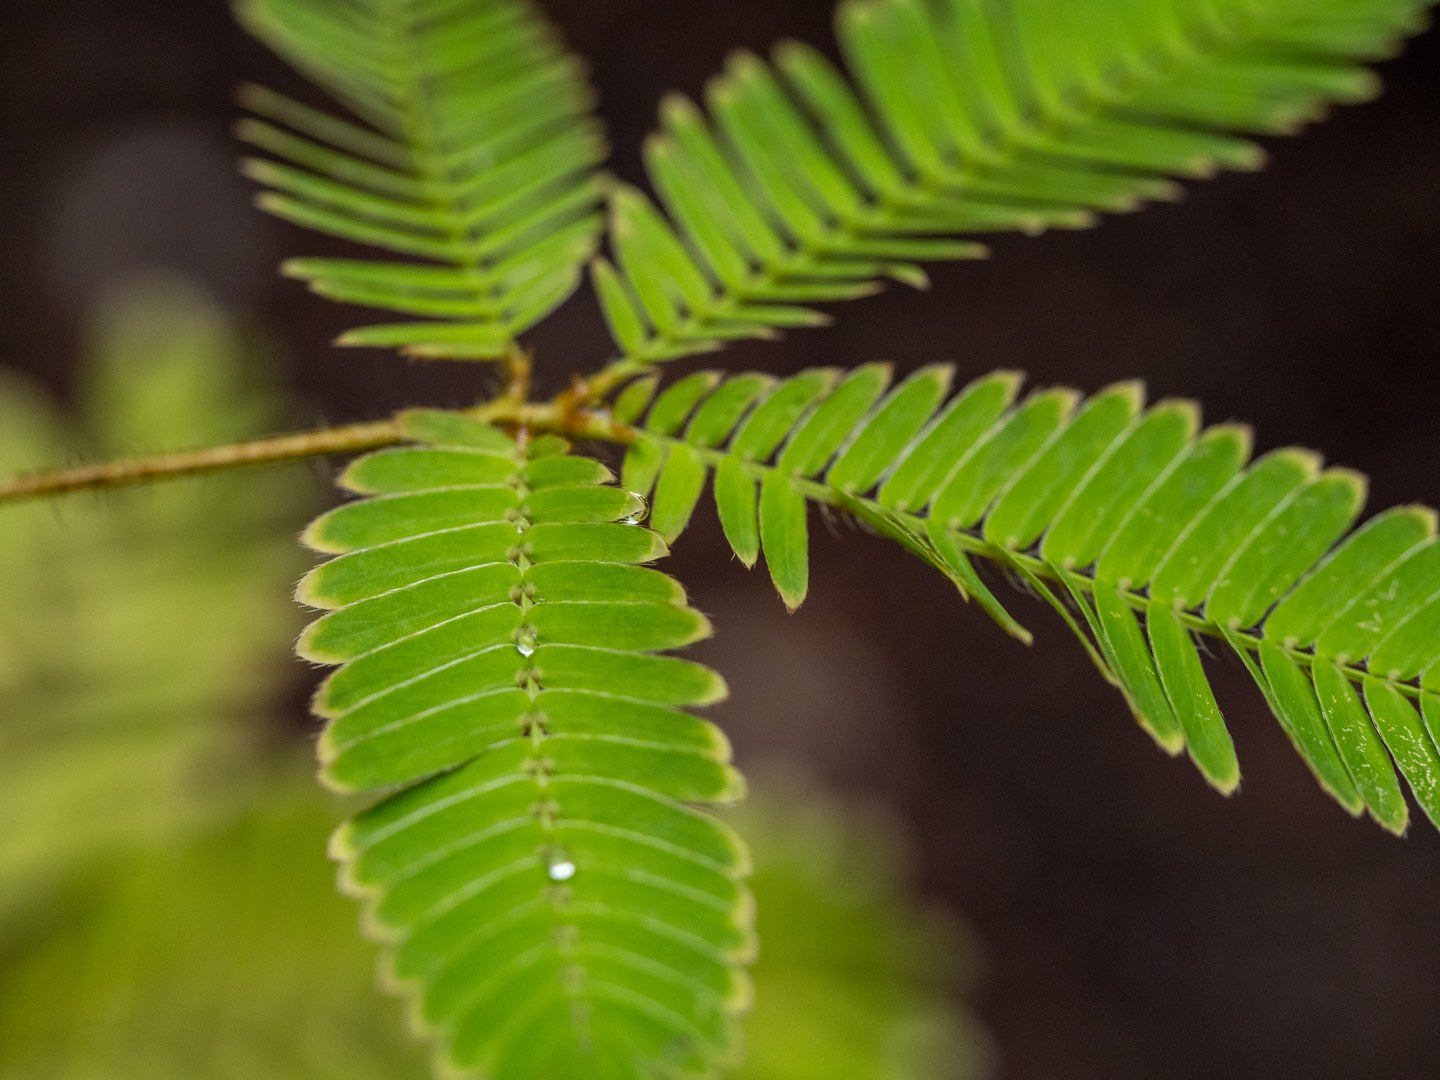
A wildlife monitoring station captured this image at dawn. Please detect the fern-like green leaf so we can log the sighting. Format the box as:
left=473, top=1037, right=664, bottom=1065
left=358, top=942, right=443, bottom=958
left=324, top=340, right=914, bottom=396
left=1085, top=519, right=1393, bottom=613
left=594, top=0, right=1431, bottom=363
left=237, top=0, right=607, bottom=359
left=296, top=411, right=752, bottom=1078
left=622, top=364, right=1440, bottom=835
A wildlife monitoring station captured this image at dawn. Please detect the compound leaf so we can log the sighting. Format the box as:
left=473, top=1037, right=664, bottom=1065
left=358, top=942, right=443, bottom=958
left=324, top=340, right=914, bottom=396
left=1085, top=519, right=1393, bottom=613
left=298, top=415, right=752, bottom=1079
left=619, top=363, right=1440, bottom=829
left=238, top=0, right=607, bottom=360
left=594, top=0, right=1431, bottom=363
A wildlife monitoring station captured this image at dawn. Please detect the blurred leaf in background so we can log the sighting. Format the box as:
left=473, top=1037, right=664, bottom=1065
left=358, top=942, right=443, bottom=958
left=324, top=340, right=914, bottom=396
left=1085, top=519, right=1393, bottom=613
left=0, top=274, right=314, bottom=935
left=0, top=276, right=411, bottom=1080
left=0, top=767, right=992, bottom=1080
left=0, top=278, right=989, bottom=1080
left=732, top=774, right=992, bottom=1080
left=0, top=786, right=430, bottom=1080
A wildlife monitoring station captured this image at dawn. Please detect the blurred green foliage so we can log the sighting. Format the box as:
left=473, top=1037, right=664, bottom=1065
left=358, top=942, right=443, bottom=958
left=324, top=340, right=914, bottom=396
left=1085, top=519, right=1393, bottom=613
left=0, top=788, right=428, bottom=1080
left=730, top=777, right=991, bottom=1080
left=0, top=279, right=987, bottom=1080
left=0, top=277, right=313, bottom=927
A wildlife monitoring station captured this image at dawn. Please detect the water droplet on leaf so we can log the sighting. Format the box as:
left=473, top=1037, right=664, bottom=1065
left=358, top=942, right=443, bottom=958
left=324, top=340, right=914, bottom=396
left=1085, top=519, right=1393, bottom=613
left=514, top=628, right=539, bottom=658
left=621, top=491, right=648, bottom=525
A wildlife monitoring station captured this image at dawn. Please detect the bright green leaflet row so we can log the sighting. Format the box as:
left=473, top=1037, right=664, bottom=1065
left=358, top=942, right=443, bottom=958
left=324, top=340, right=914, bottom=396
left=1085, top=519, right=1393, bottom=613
left=617, top=364, right=1440, bottom=835
left=594, top=0, right=1431, bottom=362
left=234, top=0, right=1433, bottom=368
left=238, top=0, right=607, bottom=358
left=298, top=410, right=752, bottom=1080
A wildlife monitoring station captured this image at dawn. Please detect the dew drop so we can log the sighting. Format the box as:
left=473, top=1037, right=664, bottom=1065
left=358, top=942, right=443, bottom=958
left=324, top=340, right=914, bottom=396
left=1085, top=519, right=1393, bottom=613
left=514, top=628, right=539, bottom=658
left=621, top=491, right=649, bottom=526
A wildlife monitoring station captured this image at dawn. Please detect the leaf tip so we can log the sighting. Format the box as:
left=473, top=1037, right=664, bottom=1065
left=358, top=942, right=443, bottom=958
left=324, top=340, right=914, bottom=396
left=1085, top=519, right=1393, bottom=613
left=887, top=264, right=930, bottom=289
left=990, top=369, right=1025, bottom=397
left=701, top=668, right=732, bottom=706
left=293, top=567, right=337, bottom=611
left=316, top=758, right=358, bottom=796
left=1328, top=466, right=1369, bottom=506
left=294, top=621, right=340, bottom=665
left=233, top=81, right=266, bottom=110
left=1202, top=761, right=1242, bottom=797
left=659, top=91, right=701, bottom=128
left=1148, top=725, right=1187, bottom=757
left=1332, top=789, right=1367, bottom=819
left=1155, top=396, right=1203, bottom=434
left=327, top=821, right=357, bottom=862
left=231, top=116, right=264, bottom=143
left=725, top=48, right=765, bottom=78
left=771, top=38, right=815, bottom=70
left=1375, top=808, right=1410, bottom=838
left=1234, top=143, right=1268, bottom=172
left=777, top=585, right=808, bottom=613
left=299, top=514, right=346, bottom=554
left=1276, top=446, right=1324, bottom=478
left=1104, top=378, right=1147, bottom=410
left=278, top=258, right=313, bottom=281
left=1404, top=503, right=1439, bottom=536
left=1213, top=421, right=1254, bottom=461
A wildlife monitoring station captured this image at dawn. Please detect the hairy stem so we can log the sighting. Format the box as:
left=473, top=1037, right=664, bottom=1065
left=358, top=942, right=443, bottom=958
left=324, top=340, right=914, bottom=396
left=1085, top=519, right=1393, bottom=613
left=0, top=419, right=406, bottom=505
left=0, top=395, right=634, bottom=505
left=502, top=344, right=535, bottom=404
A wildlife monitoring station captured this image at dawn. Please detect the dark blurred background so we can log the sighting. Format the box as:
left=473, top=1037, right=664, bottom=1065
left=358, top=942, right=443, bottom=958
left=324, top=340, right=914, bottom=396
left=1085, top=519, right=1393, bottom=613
left=3, top=2, right=1439, bottom=1077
